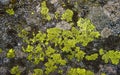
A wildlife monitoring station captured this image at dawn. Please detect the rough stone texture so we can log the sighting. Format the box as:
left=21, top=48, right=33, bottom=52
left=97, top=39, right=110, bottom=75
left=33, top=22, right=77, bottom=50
left=101, top=27, right=112, bottom=38
left=0, top=0, right=120, bottom=75
left=87, top=6, right=111, bottom=30
left=56, top=21, right=71, bottom=30
left=0, top=0, right=10, bottom=5
left=103, top=0, right=120, bottom=21
left=87, top=5, right=120, bottom=36
left=0, top=67, right=8, bottom=75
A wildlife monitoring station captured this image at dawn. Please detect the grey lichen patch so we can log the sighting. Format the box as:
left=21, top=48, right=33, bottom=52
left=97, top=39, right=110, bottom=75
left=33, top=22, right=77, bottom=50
left=87, top=6, right=112, bottom=31
left=101, top=27, right=112, bottom=38
left=50, top=0, right=58, bottom=4
left=0, top=67, right=7, bottom=75
left=0, top=0, right=10, bottom=5
left=103, top=0, right=120, bottom=21
left=56, top=21, right=71, bottom=30
left=15, top=50, right=27, bottom=58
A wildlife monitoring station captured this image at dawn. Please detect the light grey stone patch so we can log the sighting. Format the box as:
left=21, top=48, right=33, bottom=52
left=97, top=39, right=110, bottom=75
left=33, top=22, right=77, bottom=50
left=0, top=0, right=10, bottom=5
left=87, top=6, right=112, bottom=31
left=103, top=0, right=120, bottom=21
left=24, top=12, right=41, bottom=25
left=56, top=21, right=71, bottom=30
left=101, top=27, right=112, bottom=38
left=36, top=4, right=40, bottom=13
left=0, top=67, right=7, bottom=75
left=56, top=6, right=65, bottom=15
left=15, top=50, right=27, bottom=58
left=24, top=26, right=31, bottom=32
left=50, top=0, right=58, bottom=4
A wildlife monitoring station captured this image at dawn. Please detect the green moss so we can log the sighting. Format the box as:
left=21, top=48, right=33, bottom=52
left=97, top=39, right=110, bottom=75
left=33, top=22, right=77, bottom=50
left=10, top=66, right=21, bottom=75
left=101, top=50, right=120, bottom=65
left=45, top=59, right=57, bottom=75
left=23, top=44, right=45, bottom=64
left=45, top=53, right=66, bottom=74
left=6, top=8, right=15, bottom=15
left=47, top=28, right=62, bottom=46
left=99, top=48, right=105, bottom=55
left=67, top=68, right=94, bottom=75
left=33, top=69, right=43, bottom=75
left=45, top=46, right=55, bottom=57
left=17, top=17, right=100, bottom=74
left=0, top=48, right=2, bottom=53
left=61, top=9, right=73, bottom=22
left=18, top=29, right=29, bottom=44
left=85, top=53, right=98, bottom=60
left=40, top=1, right=51, bottom=21
left=77, top=18, right=100, bottom=46
left=101, top=73, right=106, bottom=75
left=55, top=12, right=60, bottom=19
left=7, top=49, right=15, bottom=58
left=75, top=47, right=86, bottom=62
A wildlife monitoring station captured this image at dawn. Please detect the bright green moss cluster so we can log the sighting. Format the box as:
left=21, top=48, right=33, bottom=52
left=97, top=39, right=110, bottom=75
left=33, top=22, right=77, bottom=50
left=10, top=66, right=21, bottom=75
left=0, top=48, right=2, bottom=53
left=23, top=43, right=45, bottom=64
left=7, top=49, right=15, bottom=58
left=67, top=68, right=94, bottom=75
left=85, top=53, right=98, bottom=60
left=33, top=69, right=43, bottom=75
left=77, top=18, right=100, bottom=46
left=17, top=18, right=100, bottom=74
left=40, top=1, right=51, bottom=21
left=18, top=18, right=100, bottom=64
left=45, top=53, right=66, bottom=74
left=6, top=8, right=15, bottom=15
left=74, top=47, right=86, bottom=61
left=101, top=50, right=120, bottom=65
left=18, top=29, right=29, bottom=44
left=61, top=9, right=73, bottom=22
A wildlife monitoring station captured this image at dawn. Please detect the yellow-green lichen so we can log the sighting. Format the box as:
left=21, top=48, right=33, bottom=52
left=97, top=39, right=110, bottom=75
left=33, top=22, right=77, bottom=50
left=6, top=8, right=15, bottom=15
left=85, top=53, right=98, bottom=60
left=67, top=68, right=94, bottom=75
left=40, top=1, right=51, bottom=21
left=7, top=49, right=15, bottom=58
left=33, top=69, right=43, bottom=75
left=10, top=66, right=21, bottom=75
left=101, top=50, right=120, bottom=65
left=61, top=9, right=73, bottom=22
left=17, top=17, right=100, bottom=74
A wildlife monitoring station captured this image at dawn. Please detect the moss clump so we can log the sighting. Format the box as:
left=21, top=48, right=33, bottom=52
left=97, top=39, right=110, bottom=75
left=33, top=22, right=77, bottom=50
left=85, top=53, right=98, bottom=60
left=33, top=69, right=43, bottom=75
left=0, top=48, right=2, bottom=53
left=10, top=66, right=21, bottom=75
left=17, top=18, right=100, bottom=74
left=101, top=50, right=120, bottom=65
left=18, top=18, right=100, bottom=64
left=40, top=1, right=51, bottom=21
left=67, top=68, right=94, bottom=75
left=61, top=9, right=73, bottom=22
left=6, top=8, right=15, bottom=15
left=77, top=18, right=100, bottom=46
left=7, top=49, right=15, bottom=58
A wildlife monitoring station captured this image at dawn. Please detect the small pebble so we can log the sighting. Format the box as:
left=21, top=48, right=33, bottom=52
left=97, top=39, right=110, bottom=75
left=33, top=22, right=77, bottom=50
left=56, top=21, right=71, bottom=30
left=0, top=0, right=10, bottom=5
left=101, top=27, right=112, bottom=38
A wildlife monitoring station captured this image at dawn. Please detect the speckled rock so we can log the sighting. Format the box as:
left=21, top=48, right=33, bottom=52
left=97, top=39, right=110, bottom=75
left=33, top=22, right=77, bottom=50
left=0, top=67, right=7, bottom=75
left=101, top=27, right=112, bottom=38
left=103, top=0, right=120, bottom=21
left=87, top=6, right=120, bottom=36
left=0, top=0, right=10, bottom=5
left=56, top=21, right=71, bottom=30
left=87, top=6, right=111, bottom=31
